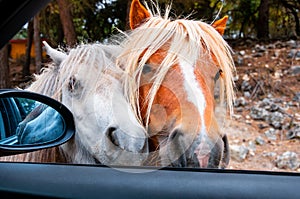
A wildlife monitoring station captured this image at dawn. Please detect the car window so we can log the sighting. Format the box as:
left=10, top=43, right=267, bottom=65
left=0, top=0, right=299, bottom=174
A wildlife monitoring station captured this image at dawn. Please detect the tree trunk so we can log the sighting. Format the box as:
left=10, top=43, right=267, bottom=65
left=281, top=0, right=300, bottom=37
left=34, top=15, right=43, bottom=74
left=57, top=0, right=77, bottom=47
left=257, top=0, right=269, bottom=40
left=0, top=44, right=10, bottom=88
left=23, top=20, right=34, bottom=78
left=239, top=19, right=247, bottom=38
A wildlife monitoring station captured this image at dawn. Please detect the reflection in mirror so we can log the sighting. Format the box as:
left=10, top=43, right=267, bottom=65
left=0, top=97, right=65, bottom=146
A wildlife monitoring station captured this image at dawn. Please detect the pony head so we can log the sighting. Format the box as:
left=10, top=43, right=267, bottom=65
left=33, top=42, right=148, bottom=166
left=118, top=0, right=235, bottom=168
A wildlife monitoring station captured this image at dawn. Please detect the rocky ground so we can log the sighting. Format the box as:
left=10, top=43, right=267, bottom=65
left=225, top=39, right=300, bottom=172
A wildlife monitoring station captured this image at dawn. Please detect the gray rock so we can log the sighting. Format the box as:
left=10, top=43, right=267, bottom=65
left=250, top=101, right=285, bottom=129
left=234, top=97, right=247, bottom=107
left=290, top=65, right=300, bottom=75
left=273, top=98, right=283, bottom=103
left=287, top=49, right=297, bottom=58
left=264, top=128, right=277, bottom=140
left=276, top=151, right=300, bottom=170
left=248, top=141, right=256, bottom=152
left=269, top=103, right=280, bottom=112
left=267, top=112, right=284, bottom=129
left=254, top=44, right=266, bottom=53
left=287, top=49, right=300, bottom=59
left=241, top=81, right=252, bottom=91
left=255, top=136, right=265, bottom=145
left=260, top=98, right=272, bottom=107
left=250, top=107, right=269, bottom=120
left=286, top=40, right=297, bottom=49
left=263, top=152, right=277, bottom=158
left=239, top=50, right=246, bottom=56
left=286, top=126, right=300, bottom=139
left=253, top=52, right=264, bottom=57
left=266, top=44, right=276, bottom=49
left=244, top=91, right=251, bottom=98
left=258, top=123, right=269, bottom=129
left=293, top=93, right=300, bottom=102
left=230, top=145, right=249, bottom=162
left=237, top=56, right=244, bottom=65
left=274, top=41, right=285, bottom=48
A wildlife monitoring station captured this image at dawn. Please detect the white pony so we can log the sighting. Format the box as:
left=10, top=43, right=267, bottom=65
left=1, top=41, right=148, bottom=166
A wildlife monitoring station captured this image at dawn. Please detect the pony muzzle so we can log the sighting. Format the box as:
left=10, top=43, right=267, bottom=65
left=194, top=134, right=230, bottom=169
left=166, top=130, right=229, bottom=168
left=106, top=127, right=148, bottom=153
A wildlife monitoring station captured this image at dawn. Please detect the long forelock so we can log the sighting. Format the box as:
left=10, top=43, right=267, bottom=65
left=58, top=43, right=123, bottom=102
left=117, top=5, right=236, bottom=127
left=28, top=43, right=123, bottom=104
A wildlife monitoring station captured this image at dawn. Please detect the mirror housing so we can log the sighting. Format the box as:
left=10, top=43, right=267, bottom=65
left=0, top=89, right=75, bottom=157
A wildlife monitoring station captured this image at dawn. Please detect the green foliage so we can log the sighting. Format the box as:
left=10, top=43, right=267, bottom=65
left=39, top=2, right=63, bottom=46
left=222, top=0, right=261, bottom=38
left=76, top=0, right=128, bottom=42
left=35, top=0, right=300, bottom=45
left=12, top=28, right=28, bottom=39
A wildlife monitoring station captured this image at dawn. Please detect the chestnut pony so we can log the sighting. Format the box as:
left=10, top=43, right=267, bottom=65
left=117, top=0, right=235, bottom=168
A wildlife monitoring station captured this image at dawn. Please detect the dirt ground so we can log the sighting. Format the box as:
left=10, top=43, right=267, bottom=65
left=225, top=39, right=300, bottom=172
left=8, top=39, right=300, bottom=172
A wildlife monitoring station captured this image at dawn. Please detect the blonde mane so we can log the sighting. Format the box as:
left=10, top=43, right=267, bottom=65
left=117, top=3, right=236, bottom=128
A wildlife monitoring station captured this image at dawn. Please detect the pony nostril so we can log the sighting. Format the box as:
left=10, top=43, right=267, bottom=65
left=107, top=127, right=120, bottom=147
left=169, top=129, right=182, bottom=141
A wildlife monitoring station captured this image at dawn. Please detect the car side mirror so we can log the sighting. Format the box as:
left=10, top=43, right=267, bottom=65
left=0, top=89, right=75, bottom=157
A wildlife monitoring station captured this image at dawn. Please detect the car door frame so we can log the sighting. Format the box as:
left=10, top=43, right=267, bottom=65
left=0, top=162, right=299, bottom=199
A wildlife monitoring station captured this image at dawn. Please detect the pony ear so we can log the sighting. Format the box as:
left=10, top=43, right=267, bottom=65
left=42, top=41, right=66, bottom=65
left=129, top=0, right=150, bottom=29
left=212, top=16, right=228, bottom=35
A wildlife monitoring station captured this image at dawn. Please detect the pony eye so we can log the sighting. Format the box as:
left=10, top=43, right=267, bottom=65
left=142, top=64, right=152, bottom=74
left=68, top=75, right=82, bottom=94
left=214, top=69, right=223, bottom=83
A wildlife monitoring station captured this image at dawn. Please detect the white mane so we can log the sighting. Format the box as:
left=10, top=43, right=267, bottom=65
left=28, top=43, right=123, bottom=102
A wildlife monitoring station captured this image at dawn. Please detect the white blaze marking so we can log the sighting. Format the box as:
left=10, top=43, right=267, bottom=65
left=179, top=59, right=207, bottom=136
